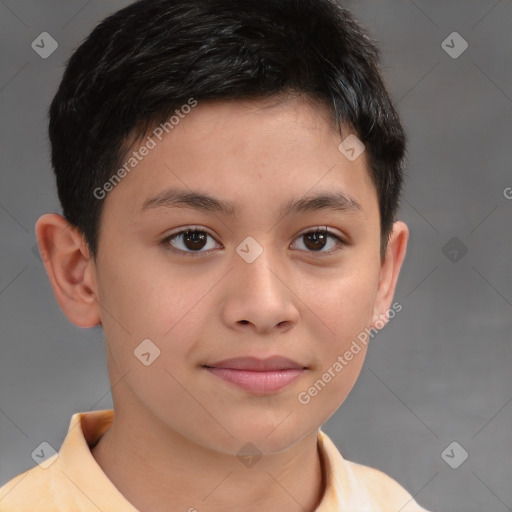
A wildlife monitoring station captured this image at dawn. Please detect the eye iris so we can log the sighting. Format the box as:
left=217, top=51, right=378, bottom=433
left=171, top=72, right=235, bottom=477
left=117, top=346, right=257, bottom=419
left=304, top=230, right=328, bottom=251
left=183, top=230, right=207, bottom=250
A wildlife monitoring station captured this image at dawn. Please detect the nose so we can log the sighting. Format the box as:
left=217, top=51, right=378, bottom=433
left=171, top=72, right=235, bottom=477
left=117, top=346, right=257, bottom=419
left=221, top=240, right=300, bottom=335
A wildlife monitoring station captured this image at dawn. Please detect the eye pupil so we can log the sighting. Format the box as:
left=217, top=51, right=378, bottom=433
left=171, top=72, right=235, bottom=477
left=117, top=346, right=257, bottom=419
left=183, top=230, right=207, bottom=250
left=304, top=230, right=327, bottom=251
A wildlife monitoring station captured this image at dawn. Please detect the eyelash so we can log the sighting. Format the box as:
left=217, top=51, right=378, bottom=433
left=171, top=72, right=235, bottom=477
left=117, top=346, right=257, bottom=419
left=161, top=226, right=346, bottom=258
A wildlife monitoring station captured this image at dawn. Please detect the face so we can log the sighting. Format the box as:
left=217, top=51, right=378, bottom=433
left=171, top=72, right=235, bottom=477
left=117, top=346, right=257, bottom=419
left=85, top=95, right=397, bottom=454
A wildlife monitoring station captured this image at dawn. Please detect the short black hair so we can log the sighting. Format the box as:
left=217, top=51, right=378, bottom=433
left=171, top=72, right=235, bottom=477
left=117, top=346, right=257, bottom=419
left=49, top=0, right=406, bottom=260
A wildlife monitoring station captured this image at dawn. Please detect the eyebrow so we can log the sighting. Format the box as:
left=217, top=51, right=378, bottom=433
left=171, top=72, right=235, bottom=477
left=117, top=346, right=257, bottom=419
left=141, top=187, right=362, bottom=218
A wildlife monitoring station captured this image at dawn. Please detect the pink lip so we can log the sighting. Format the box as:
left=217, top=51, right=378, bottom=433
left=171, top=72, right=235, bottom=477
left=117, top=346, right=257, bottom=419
left=203, top=356, right=306, bottom=394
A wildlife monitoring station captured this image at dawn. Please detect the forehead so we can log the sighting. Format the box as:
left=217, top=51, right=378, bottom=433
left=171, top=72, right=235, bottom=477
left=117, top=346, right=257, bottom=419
left=104, top=95, right=378, bottom=221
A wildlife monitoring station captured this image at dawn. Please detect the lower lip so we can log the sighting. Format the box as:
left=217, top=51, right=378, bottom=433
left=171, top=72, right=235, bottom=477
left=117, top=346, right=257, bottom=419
left=204, top=367, right=305, bottom=394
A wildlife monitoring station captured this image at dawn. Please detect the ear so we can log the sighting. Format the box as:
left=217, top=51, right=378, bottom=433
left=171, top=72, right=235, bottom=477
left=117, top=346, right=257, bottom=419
left=370, top=221, right=409, bottom=329
left=35, top=213, right=101, bottom=328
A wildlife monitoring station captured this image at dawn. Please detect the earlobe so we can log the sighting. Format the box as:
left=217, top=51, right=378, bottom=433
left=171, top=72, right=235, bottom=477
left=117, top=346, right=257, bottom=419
left=370, top=221, right=409, bottom=329
left=35, top=213, right=101, bottom=328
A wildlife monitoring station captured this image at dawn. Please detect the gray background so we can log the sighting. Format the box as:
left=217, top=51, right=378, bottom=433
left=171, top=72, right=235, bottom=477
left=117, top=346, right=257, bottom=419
left=1, top=1, right=511, bottom=511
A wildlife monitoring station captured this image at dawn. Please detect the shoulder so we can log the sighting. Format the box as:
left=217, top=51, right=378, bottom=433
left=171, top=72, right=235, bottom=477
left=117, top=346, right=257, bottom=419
left=317, top=430, right=434, bottom=512
left=345, top=458, right=432, bottom=512
left=0, top=454, right=74, bottom=511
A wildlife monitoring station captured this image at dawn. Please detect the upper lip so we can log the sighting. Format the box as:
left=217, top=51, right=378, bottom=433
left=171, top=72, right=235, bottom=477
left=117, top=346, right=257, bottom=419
left=204, top=356, right=305, bottom=371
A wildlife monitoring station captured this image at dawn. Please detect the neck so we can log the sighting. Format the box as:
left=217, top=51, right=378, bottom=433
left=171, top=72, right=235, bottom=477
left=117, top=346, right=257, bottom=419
left=91, top=402, right=325, bottom=512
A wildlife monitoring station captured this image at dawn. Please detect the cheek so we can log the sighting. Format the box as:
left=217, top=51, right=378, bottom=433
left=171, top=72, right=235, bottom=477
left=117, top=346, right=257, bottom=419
left=96, top=265, right=203, bottom=417
left=301, top=261, right=379, bottom=404
left=96, top=255, right=211, bottom=377
left=312, top=262, right=379, bottom=344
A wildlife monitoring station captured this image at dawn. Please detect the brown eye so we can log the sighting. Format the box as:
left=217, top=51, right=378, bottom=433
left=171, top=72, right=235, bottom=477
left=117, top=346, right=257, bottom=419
left=292, top=228, right=345, bottom=254
left=180, top=230, right=207, bottom=250
left=303, top=230, right=329, bottom=251
left=162, top=226, right=345, bottom=258
left=163, top=228, right=220, bottom=255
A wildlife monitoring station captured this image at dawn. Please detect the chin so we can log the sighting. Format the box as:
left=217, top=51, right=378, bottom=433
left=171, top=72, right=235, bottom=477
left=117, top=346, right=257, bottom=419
left=213, top=417, right=313, bottom=456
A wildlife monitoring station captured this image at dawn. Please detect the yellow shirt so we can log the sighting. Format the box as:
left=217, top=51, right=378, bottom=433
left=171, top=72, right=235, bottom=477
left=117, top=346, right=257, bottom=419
left=0, top=409, right=431, bottom=511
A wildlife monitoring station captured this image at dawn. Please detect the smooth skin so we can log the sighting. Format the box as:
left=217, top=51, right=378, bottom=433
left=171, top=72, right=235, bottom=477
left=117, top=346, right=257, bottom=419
left=36, top=94, right=408, bottom=512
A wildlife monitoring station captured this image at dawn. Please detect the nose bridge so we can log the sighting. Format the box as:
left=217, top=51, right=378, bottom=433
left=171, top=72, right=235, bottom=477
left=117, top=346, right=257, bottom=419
left=225, top=233, right=298, bottom=332
left=234, top=234, right=285, bottom=292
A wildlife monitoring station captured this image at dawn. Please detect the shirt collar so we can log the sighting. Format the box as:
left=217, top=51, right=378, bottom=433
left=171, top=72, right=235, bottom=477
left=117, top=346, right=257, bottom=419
left=57, top=409, right=139, bottom=510
left=59, top=409, right=370, bottom=511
